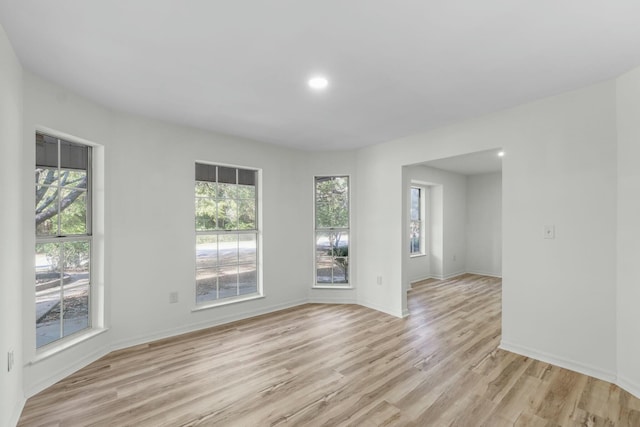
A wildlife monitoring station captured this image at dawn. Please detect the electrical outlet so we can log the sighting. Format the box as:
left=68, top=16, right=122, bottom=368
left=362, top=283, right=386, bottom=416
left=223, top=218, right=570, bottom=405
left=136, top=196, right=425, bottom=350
left=453, top=254, right=457, bottom=262
left=7, top=350, right=14, bottom=372
left=169, top=292, right=179, bottom=304
left=376, top=276, right=382, bottom=286
left=544, top=225, right=555, bottom=239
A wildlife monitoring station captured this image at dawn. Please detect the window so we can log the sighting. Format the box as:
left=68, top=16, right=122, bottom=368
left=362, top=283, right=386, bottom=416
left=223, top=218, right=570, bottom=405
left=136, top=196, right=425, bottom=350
left=314, top=176, right=350, bottom=286
left=410, top=186, right=425, bottom=255
left=195, top=163, right=259, bottom=304
left=35, top=133, right=92, bottom=348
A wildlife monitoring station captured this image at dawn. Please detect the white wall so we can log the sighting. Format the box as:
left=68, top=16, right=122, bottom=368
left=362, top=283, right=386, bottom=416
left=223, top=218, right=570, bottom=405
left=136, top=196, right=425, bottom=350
left=616, top=66, right=640, bottom=397
left=356, top=144, right=405, bottom=316
left=466, top=172, right=502, bottom=277
left=0, top=24, right=24, bottom=427
left=20, top=72, right=313, bottom=397
left=357, top=79, right=618, bottom=382
left=429, top=185, right=444, bottom=279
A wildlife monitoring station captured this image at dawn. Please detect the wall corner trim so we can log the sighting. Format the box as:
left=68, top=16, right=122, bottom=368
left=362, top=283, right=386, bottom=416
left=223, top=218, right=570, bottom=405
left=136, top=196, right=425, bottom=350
left=358, top=299, right=405, bottom=318
left=617, top=375, right=640, bottom=400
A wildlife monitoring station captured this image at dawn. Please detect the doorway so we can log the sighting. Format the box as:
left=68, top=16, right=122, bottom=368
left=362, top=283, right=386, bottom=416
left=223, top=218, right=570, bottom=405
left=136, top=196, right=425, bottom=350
left=402, top=148, right=503, bottom=298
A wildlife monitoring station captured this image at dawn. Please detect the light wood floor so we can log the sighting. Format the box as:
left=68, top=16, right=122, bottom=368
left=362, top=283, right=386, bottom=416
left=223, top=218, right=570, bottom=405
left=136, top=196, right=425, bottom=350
left=18, top=274, right=640, bottom=426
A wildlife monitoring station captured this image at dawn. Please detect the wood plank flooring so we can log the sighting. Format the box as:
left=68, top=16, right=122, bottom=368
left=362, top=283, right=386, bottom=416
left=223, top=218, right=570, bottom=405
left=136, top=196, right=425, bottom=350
left=18, top=274, right=640, bottom=426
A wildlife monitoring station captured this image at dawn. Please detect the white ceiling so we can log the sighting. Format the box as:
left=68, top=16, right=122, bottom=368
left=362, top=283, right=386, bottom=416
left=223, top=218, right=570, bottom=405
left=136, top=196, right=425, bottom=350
left=421, top=148, right=503, bottom=176
left=2, top=1, right=640, bottom=151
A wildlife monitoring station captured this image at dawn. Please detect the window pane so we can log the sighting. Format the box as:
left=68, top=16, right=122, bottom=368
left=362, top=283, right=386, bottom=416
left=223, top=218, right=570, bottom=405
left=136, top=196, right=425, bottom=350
left=332, top=232, right=349, bottom=284
left=411, top=188, right=420, bottom=221
left=195, top=181, right=217, bottom=198
left=62, top=285, right=89, bottom=337
left=36, top=167, right=59, bottom=186
left=239, top=234, right=257, bottom=265
left=59, top=140, right=88, bottom=170
left=333, top=258, right=348, bottom=283
left=36, top=134, right=59, bottom=167
left=218, top=182, right=237, bottom=199
left=36, top=241, right=63, bottom=347
left=36, top=186, right=59, bottom=236
left=195, top=163, right=217, bottom=182
left=316, top=256, right=333, bottom=283
left=60, top=169, right=87, bottom=189
left=60, top=189, right=87, bottom=235
left=196, top=235, right=218, bottom=270
left=62, top=241, right=90, bottom=287
left=36, top=242, right=62, bottom=288
left=218, top=166, right=236, bottom=184
left=238, top=200, right=256, bottom=230
left=219, top=266, right=239, bottom=299
left=332, top=232, right=349, bottom=258
left=315, top=176, right=348, bottom=228
left=196, top=198, right=217, bottom=231
left=218, top=234, right=239, bottom=266
left=410, top=220, right=421, bottom=253
left=239, top=265, right=257, bottom=295
left=218, top=199, right=238, bottom=230
left=36, top=296, right=60, bottom=348
left=237, top=183, right=255, bottom=200
left=238, top=169, right=256, bottom=186
left=316, top=231, right=333, bottom=283
left=196, top=268, right=219, bottom=304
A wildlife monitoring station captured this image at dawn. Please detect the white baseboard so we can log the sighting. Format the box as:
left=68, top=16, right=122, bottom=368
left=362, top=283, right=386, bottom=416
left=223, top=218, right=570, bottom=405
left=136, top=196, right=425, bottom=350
left=308, top=297, right=358, bottom=305
left=111, top=298, right=308, bottom=352
left=25, top=345, right=110, bottom=398
left=409, top=275, right=433, bottom=285
left=617, top=375, right=640, bottom=400
left=499, top=340, right=617, bottom=384
left=442, top=271, right=467, bottom=280
left=465, top=270, right=502, bottom=278
left=358, top=299, right=405, bottom=318
left=25, top=298, right=307, bottom=398
left=427, top=271, right=502, bottom=281
left=10, top=398, right=25, bottom=427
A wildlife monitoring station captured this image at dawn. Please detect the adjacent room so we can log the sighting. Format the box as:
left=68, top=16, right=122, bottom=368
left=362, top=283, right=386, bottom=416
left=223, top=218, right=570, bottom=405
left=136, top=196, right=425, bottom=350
left=2, top=2, right=640, bottom=426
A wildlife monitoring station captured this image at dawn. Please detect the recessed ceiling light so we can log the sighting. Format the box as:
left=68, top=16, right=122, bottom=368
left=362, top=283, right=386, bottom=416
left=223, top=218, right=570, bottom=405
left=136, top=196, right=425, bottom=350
left=498, top=151, right=505, bottom=157
left=308, top=76, right=329, bottom=90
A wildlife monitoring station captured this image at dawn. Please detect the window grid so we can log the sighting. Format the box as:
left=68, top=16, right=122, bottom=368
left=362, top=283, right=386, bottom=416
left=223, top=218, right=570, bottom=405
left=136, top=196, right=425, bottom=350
left=410, top=186, right=424, bottom=256
left=314, top=176, right=350, bottom=286
left=35, top=133, right=92, bottom=349
left=195, top=164, right=259, bottom=304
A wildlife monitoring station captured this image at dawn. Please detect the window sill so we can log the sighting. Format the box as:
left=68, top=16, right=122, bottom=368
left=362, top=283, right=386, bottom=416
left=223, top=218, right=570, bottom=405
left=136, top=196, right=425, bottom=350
left=192, top=293, right=264, bottom=312
left=312, top=285, right=353, bottom=290
left=410, top=253, right=427, bottom=258
left=31, top=327, right=109, bottom=365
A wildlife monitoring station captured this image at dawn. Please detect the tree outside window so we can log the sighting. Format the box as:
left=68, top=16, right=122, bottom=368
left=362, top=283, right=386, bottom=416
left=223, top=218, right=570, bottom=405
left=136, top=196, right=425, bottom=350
left=315, top=176, right=349, bottom=285
left=35, top=133, right=91, bottom=348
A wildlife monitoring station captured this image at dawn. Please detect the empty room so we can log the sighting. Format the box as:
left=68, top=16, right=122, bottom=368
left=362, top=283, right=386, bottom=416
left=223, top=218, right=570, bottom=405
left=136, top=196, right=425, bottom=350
left=2, top=2, right=640, bottom=426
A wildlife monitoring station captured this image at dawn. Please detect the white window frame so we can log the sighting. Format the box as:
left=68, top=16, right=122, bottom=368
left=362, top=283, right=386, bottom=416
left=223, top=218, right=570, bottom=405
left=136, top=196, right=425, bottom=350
left=410, top=185, right=426, bottom=257
left=35, top=132, right=95, bottom=350
left=313, top=175, right=351, bottom=288
left=194, top=162, right=262, bottom=309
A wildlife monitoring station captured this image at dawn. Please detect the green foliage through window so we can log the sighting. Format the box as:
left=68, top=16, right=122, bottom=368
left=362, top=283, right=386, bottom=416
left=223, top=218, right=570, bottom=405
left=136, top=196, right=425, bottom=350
left=35, top=133, right=92, bottom=348
left=195, top=163, right=259, bottom=304
left=315, top=176, right=350, bottom=285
